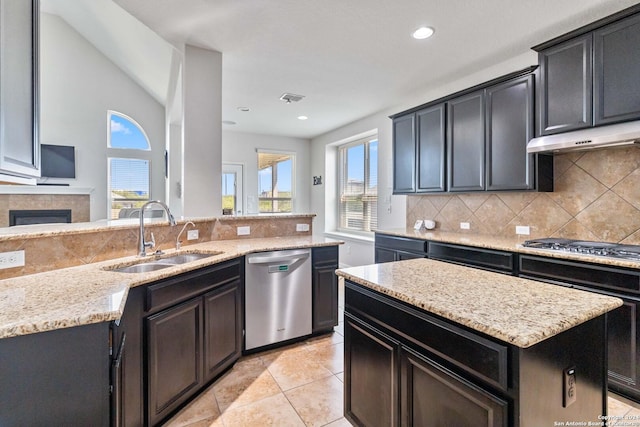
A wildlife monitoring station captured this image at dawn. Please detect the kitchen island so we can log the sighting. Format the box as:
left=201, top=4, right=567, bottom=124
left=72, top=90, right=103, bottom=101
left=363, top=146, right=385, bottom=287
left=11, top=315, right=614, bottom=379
left=336, top=258, right=623, bottom=427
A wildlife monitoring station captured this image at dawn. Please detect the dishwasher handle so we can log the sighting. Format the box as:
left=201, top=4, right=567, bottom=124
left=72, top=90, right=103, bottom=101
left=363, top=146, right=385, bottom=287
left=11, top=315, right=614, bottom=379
left=246, top=249, right=310, bottom=265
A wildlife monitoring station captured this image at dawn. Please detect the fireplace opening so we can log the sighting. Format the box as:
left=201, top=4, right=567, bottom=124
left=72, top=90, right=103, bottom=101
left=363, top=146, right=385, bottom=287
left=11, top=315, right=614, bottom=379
left=9, top=209, right=72, bottom=226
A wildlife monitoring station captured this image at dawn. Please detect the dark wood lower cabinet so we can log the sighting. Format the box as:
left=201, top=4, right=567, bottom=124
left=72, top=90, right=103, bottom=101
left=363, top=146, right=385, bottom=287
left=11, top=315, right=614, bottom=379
left=147, top=298, right=203, bottom=426
left=400, top=347, right=507, bottom=427
left=204, top=280, right=243, bottom=382
left=345, top=314, right=399, bottom=427
left=312, top=246, right=339, bottom=332
left=0, top=323, right=111, bottom=427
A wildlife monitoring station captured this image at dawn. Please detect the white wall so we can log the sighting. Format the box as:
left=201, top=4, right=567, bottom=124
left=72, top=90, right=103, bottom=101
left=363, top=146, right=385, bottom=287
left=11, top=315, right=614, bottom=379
left=222, top=131, right=311, bottom=214
left=182, top=45, right=222, bottom=218
left=310, top=51, right=538, bottom=267
left=39, top=13, right=166, bottom=221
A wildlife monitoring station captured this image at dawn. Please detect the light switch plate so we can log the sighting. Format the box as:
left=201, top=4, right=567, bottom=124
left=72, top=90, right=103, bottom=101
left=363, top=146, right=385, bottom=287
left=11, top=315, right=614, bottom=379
left=296, top=223, right=310, bottom=232
left=237, top=226, right=251, bottom=236
left=0, top=250, right=25, bottom=270
left=515, top=225, right=530, bottom=235
left=187, top=229, right=199, bottom=240
left=460, top=222, right=470, bottom=230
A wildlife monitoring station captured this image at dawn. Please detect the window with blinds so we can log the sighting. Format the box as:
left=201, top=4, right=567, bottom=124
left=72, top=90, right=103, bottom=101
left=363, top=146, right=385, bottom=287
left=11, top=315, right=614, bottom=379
left=339, top=137, right=378, bottom=232
left=107, top=111, right=152, bottom=219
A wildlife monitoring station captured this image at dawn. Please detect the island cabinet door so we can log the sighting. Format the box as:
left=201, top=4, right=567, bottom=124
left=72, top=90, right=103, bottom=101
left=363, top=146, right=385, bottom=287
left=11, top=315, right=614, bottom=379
left=345, top=314, right=400, bottom=427
left=399, top=347, right=508, bottom=427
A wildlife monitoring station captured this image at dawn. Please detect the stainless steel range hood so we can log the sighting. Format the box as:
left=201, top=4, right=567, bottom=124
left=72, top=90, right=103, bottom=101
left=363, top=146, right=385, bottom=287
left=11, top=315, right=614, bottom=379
left=527, top=120, right=640, bottom=153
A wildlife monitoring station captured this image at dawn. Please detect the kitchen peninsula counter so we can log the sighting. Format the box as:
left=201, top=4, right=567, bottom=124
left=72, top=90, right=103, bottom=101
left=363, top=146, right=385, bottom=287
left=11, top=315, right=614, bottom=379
left=0, top=236, right=341, bottom=339
left=338, top=258, right=623, bottom=426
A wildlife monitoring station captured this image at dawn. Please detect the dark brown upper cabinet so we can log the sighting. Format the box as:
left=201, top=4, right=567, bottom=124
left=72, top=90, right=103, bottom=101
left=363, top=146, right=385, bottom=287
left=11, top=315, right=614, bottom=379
left=593, top=13, right=640, bottom=126
left=417, top=105, right=446, bottom=192
left=447, top=91, right=485, bottom=192
left=392, top=114, right=416, bottom=193
left=538, top=35, right=592, bottom=135
left=486, top=75, right=535, bottom=191
left=391, top=67, right=551, bottom=195
left=536, top=8, right=640, bottom=135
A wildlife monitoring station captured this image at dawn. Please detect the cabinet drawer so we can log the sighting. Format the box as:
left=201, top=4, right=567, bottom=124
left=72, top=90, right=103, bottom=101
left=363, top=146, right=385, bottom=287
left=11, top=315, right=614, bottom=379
left=346, top=282, right=508, bottom=391
left=375, top=234, right=427, bottom=254
left=312, top=245, right=339, bottom=266
left=146, top=260, right=241, bottom=312
left=429, top=242, right=514, bottom=274
left=519, top=255, right=640, bottom=295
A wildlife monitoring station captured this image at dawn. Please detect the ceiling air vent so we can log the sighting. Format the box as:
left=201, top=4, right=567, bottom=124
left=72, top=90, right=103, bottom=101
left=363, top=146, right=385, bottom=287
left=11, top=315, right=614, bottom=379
left=279, top=93, right=305, bottom=103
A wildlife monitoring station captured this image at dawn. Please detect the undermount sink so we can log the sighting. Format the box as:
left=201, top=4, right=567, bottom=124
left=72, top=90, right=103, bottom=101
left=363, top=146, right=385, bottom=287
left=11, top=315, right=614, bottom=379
left=160, top=252, right=219, bottom=264
left=105, top=250, right=223, bottom=273
left=113, top=263, right=175, bottom=274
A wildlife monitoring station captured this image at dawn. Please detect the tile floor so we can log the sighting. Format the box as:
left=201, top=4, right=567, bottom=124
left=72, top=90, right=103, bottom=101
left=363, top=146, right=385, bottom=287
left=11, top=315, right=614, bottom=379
left=163, top=329, right=349, bottom=427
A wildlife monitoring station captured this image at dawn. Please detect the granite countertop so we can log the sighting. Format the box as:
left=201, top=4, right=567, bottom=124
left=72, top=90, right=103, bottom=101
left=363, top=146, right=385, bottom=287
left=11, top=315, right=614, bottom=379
left=337, top=258, right=623, bottom=348
left=376, top=228, right=640, bottom=269
left=0, top=236, right=341, bottom=340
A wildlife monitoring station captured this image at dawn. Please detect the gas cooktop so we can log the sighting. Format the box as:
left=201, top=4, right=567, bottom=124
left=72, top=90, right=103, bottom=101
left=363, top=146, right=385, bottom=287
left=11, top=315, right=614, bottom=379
left=522, top=238, right=640, bottom=261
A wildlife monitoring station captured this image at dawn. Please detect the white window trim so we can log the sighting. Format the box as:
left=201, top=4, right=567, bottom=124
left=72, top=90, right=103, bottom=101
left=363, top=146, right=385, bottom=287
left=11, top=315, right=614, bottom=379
left=337, top=135, right=378, bottom=234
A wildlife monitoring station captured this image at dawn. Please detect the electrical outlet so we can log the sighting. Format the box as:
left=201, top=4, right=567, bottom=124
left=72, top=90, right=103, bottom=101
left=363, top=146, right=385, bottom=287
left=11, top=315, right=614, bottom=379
left=296, top=223, right=310, bottom=232
left=0, top=250, right=25, bottom=270
left=187, top=229, right=199, bottom=240
left=237, top=226, right=250, bottom=236
left=460, top=222, right=470, bottom=230
left=516, top=225, right=530, bottom=235
left=563, top=366, right=577, bottom=407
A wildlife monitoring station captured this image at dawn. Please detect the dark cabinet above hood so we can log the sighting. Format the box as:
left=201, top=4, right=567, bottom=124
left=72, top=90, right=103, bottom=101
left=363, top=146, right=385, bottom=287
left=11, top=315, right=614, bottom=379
left=527, top=120, right=640, bottom=153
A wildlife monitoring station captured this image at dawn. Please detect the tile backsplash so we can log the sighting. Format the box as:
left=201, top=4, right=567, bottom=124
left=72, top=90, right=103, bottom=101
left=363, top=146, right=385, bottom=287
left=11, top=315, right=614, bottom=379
left=407, top=146, right=640, bottom=244
left=0, top=215, right=313, bottom=280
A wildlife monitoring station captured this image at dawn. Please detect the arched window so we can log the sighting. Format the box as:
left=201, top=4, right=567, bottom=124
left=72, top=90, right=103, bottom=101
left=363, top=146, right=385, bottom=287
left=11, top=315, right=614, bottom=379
left=107, top=111, right=152, bottom=219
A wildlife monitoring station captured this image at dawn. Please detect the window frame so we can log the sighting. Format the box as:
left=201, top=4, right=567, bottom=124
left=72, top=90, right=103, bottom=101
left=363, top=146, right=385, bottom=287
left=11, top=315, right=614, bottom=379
left=257, top=149, right=295, bottom=214
left=106, top=110, right=153, bottom=219
left=337, top=136, right=378, bottom=234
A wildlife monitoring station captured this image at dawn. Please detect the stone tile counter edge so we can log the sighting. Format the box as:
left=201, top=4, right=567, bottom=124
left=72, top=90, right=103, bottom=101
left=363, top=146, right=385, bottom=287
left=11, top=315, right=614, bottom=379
left=0, top=236, right=342, bottom=340
left=337, top=258, right=622, bottom=348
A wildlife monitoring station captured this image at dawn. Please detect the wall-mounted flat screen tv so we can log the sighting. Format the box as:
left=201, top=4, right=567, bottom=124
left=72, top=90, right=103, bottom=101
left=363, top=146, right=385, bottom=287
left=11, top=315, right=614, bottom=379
left=41, top=144, right=76, bottom=178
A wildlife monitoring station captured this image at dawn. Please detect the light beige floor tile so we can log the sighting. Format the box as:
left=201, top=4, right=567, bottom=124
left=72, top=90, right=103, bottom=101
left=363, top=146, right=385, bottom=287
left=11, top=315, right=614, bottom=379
left=306, top=342, right=344, bottom=374
left=221, top=393, right=305, bottom=427
left=285, top=376, right=344, bottom=427
left=609, top=395, right=632, bottom=417
left=263, top=348, right=334, bottom=391
left=333, top=322, right=344, bottom=336
left=323, top=418, right=354, bottom=427
left=305, top=332, right=344, bottom=347
left=258, top=341, right=311, bottom=363
left=213, top=356, right=281, bottom=412
left=162, top=384, right=222, bottom=427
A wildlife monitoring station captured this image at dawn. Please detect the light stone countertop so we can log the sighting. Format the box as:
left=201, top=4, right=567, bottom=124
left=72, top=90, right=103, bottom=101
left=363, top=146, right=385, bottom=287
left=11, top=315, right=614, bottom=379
left=376, top=228, right=640, bottom=270
left=337, top=258, right=623, bottom=348
left=0, top=236, right=341, bottom=340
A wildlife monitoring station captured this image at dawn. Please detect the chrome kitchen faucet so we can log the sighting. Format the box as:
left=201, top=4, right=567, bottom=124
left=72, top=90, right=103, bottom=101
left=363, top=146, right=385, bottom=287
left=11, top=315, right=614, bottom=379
left=138, top=200, right=176, bottom=256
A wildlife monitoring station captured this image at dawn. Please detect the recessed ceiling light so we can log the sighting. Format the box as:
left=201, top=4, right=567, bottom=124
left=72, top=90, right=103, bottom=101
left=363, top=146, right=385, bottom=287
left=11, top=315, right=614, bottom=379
left=297, top=115, right=308, bottom=120
left=237, top=107, right=250, bottom=112
left=222, top=120, right=236, bottom=125
left=412, top=26, right=435, bottom=40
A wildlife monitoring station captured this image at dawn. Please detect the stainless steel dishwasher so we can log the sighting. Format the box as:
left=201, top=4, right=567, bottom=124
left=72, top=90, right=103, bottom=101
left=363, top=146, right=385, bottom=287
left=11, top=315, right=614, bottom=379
left=245, top=248, right=312, bottom=350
